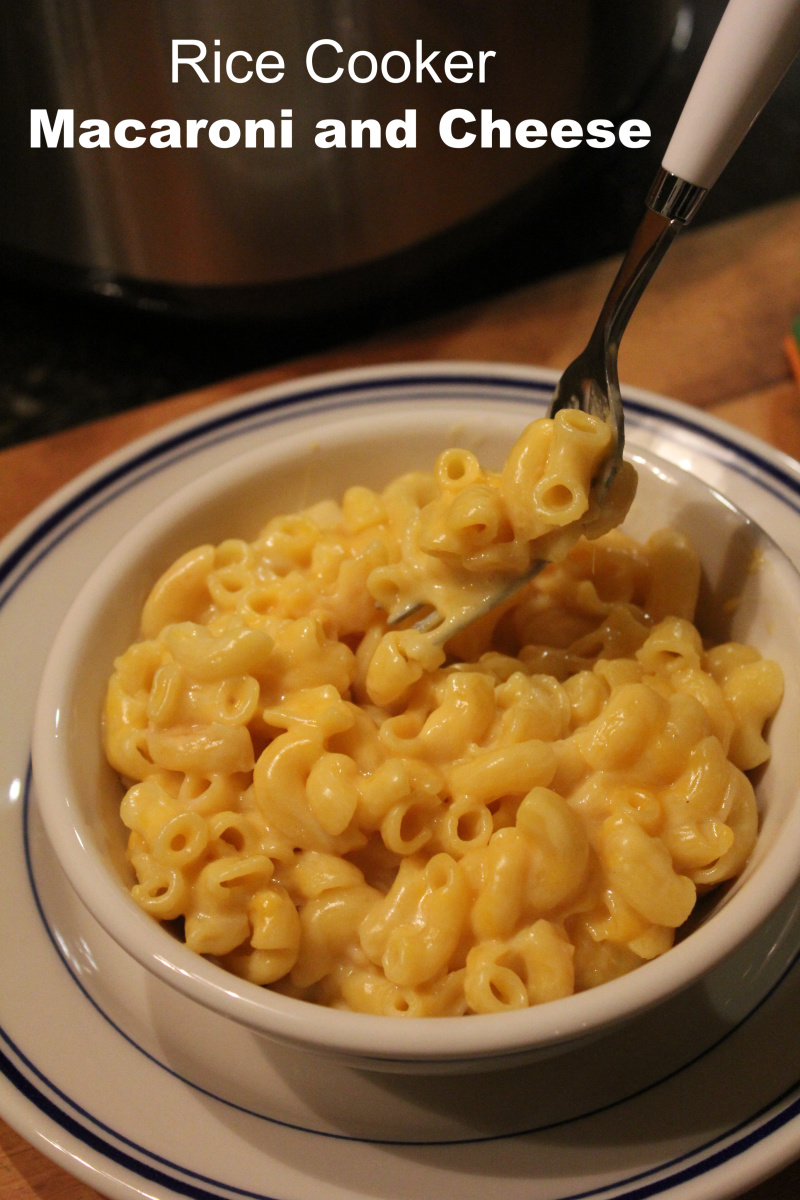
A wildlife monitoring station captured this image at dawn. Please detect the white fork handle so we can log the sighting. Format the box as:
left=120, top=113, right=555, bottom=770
left=663, top=0, right=800, bottom=190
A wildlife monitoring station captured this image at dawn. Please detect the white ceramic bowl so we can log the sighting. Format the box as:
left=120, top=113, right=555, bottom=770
left=32, top=397, right=800, bottom=1074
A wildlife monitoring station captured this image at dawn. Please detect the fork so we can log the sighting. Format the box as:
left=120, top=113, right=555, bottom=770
left=391, top=0, right=800, bottom=641
left=552, top=0, right=800, bottom=495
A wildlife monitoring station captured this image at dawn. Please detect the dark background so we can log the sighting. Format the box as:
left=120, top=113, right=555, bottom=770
left=2, top=0, right=799, bottom=451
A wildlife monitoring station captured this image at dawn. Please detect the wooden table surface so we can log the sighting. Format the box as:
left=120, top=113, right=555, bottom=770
left=3, top=196, right=800, bottom=1200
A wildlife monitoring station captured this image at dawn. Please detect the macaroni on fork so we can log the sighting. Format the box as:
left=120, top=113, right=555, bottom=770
left=104, top=410, right=783, bottom=1015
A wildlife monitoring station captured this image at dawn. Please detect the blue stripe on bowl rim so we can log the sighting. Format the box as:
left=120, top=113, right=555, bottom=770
left=4, top=365, right=800, bottom=1200
left=3, top=368, right=800, bottom=611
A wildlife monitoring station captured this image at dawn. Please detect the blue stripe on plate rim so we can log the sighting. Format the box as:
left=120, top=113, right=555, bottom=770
left=11, top=745, right=800, bottom=1194
left=4, top=366, right=800, bottom=1200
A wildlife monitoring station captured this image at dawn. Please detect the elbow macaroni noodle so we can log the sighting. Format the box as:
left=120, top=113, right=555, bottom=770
left=104, top=410, right=783, bottom=1016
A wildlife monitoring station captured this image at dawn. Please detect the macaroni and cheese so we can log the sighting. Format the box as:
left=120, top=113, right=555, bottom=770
left=104, top=410, right=782, bottom=1016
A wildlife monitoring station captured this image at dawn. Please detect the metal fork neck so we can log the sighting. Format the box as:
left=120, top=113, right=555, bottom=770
left=591, top=170, right=708, bottom=359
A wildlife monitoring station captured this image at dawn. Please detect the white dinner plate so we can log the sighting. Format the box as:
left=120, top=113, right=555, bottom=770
left=4, top=362, right=800, bottom=1200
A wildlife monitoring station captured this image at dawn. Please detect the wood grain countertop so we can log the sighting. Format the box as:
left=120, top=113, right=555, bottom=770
left=3, top=196, right=800, bottom=1200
